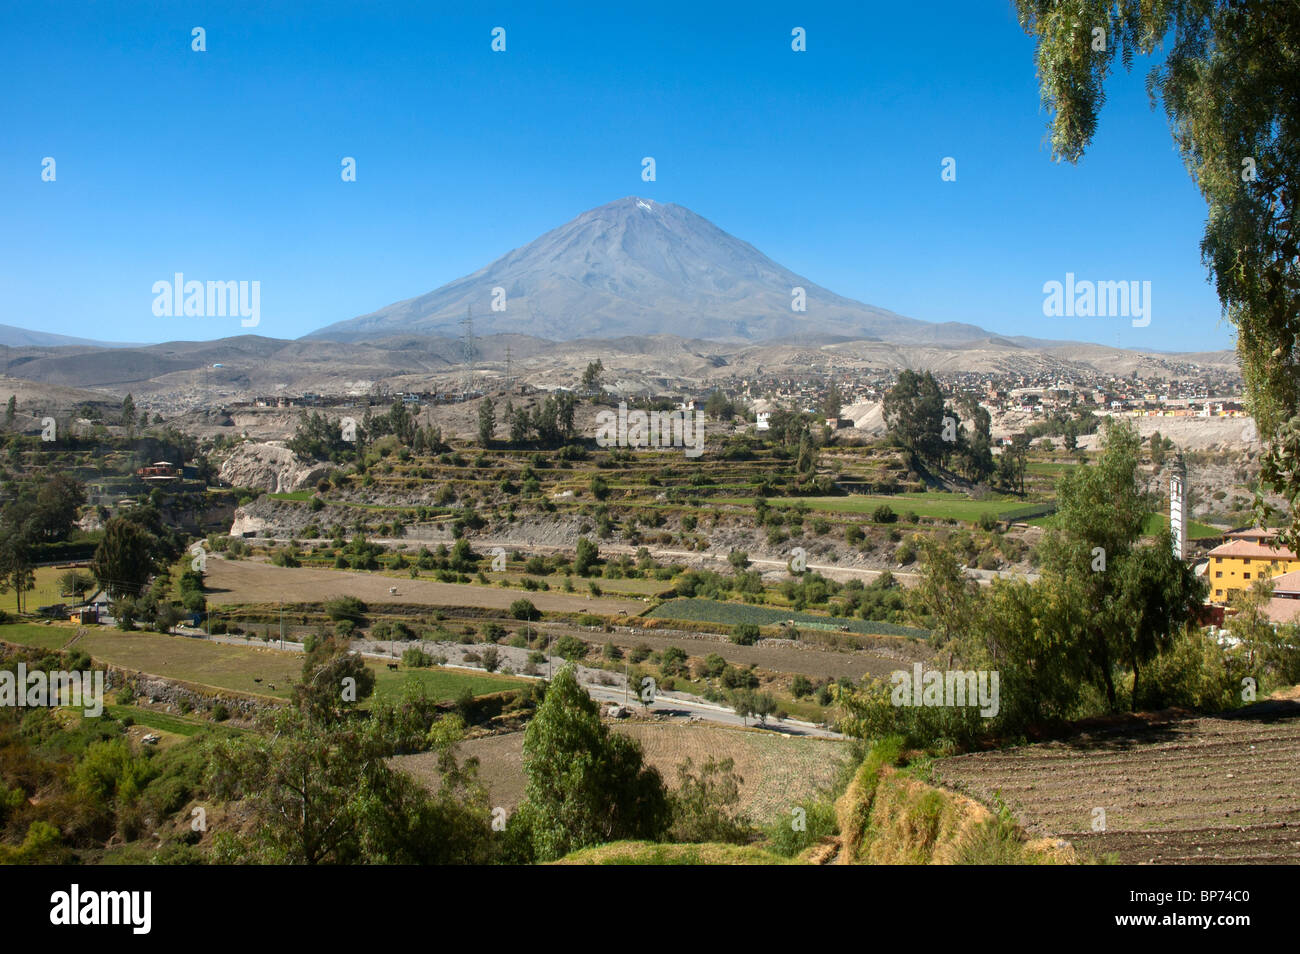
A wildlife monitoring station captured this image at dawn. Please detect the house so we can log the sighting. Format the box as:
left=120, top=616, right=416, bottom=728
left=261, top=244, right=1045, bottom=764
left=1206, top=530, right=1300, bottom=602
left=69, top=588, right=112, bottom=625
left=1263, top=569, right=1300, bottom=624
left=137, top=460, right=180, bottom=482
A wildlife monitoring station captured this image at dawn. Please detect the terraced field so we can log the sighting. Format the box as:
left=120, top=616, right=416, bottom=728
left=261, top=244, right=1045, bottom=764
left=934, top=702, right=1300, bottom=864
left=397, top=721, right=851, bottom=825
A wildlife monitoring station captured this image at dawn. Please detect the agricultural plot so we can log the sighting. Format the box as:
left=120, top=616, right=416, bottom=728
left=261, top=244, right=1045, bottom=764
left=369, top=666, right=527, bottom=704
left=1, top=623, right=526, bottom=704
left=647, top=597, right=929, bottom=638
left=933, top=703, right=1300, bottom=864
left=0, top=622, right=80, bottom=650
left=203, top=557, right=650, bottom=616
left=718, top=491, right=1052, bottom=524
left=395, top=721, right=850, bottom=825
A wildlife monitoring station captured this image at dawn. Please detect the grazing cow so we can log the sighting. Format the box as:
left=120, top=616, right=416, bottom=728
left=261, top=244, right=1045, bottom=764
left=386, top=662, right=398, bottom=671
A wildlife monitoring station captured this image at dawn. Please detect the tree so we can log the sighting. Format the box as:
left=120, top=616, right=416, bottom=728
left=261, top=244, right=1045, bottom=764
left=58, top=570, right=95, bottom=601
left=574, top=537, right=599, bottom=576
left=1150, top=431, right=1166, bottom=467
left=0, top=537, right=34, bottom=613
left=509, top=403, right=529, bottom=444
left=120, top=393, right=135, bottom=428
left=1226, top=576, right=1277, bottom=674
left=1110, top=543, right=1207, bottom=706
left=752, top=692, right=778, bottom=725
left=208, top=706, right=493, bottom=864
left=906, top=538, right=979, bottom=646
left=669, top=757, right=751, bottom=844
left=514, top=666, right=671, bottom=860
left=883, top=370, right=945, bottom=467
left=91, top=516, right=161, bottom=599
left=581, top=359, right=604, bottom=394
left=293, top=636, right=376, bottom=724
left=731, top=689, right=756, bottom=726
left=477, top=398, right=495, bottom=447
left=1038, top=418, right=1148, bottom=709
left=821, top=382, right=844, bottom=420
left=4, top=396, right=13, bottom=426
left=1010, top=1, right=1300, bottom=549
left=509, top=598, right=539, bottom=621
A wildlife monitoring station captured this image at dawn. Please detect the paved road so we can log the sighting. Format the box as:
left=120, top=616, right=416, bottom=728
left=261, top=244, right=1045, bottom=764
left=173, top=626, right=842, bottom=737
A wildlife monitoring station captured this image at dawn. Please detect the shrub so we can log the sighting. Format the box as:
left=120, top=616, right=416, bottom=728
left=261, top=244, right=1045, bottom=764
left=324, top=595, right=367, bottom=624
left=401, top=646, right=435, bottom=668
left=510, top=599, right=540, bottom=621
left=731, top=623, right=760, bottom=646
left=555, top=635, right=588, bottom=661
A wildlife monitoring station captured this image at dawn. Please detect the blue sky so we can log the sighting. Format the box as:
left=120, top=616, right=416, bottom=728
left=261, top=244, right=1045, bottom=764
left=0, top=1, right=1233, bottom=351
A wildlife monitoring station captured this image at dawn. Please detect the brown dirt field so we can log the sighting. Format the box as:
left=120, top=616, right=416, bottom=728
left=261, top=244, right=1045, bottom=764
left=395, top=721, right=851, bottom=825
left=933, top=702, right=1300, bottom=864
left=204, top=557, right=648, bottom=616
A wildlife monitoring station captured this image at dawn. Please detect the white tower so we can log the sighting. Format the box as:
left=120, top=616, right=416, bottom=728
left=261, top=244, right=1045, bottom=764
left=1170, top=457, right=1188, bottom=561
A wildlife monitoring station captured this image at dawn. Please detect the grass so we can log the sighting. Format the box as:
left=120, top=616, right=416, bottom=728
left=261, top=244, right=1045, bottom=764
left=266, top=490, right=315, bottom=501
left=105, top=704, right=243, bottom=737
left=0, top=622, right=80, bottom=650
left=1141, top=512, right=1223, bottom=540
left=555, top=841, right=797, bottom=865
left=0, top=623, right=527, bottom=703
left=19, top=565, right=93, bottom=612
left=368, top=665, right=527, bottom=703
left=1028, top=512, right=1223, bottom=539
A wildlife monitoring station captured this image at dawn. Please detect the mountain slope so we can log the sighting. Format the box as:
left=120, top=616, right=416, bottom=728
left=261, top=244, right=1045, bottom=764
left=307, top=197, right=991, bottom=345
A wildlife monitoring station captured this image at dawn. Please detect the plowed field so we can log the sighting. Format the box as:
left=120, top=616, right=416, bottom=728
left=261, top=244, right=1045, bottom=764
left=934, top=702, right=1300, bottom=864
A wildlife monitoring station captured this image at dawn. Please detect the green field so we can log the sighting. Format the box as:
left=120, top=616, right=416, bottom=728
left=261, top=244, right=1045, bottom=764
left=105, top=704, right=244, bottom=737
left=1027, top=512, right=1223, bottom=540
left=370, top=666, right=528, bottom=703
left=718, top=491, right=1050, bottom=523
left=0, top=623, right=525, bottom=704
left=647, top=598, right=928, bottom=638
left=0, top=622, right=78, bottom=650
left=1141, top=512, right=1224, bottom=540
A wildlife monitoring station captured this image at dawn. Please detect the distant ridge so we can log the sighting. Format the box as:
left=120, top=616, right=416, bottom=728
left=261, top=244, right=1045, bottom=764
left=0, top=323, right=140, bottom=349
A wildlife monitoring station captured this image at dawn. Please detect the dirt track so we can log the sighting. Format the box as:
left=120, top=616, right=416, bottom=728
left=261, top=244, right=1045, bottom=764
left=203, top=557, right=649, bottom=616
left=934, top=702, right=1300, bottom=864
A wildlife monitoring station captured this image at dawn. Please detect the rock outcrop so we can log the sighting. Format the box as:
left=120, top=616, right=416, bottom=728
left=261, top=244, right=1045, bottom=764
left=218, top=441, right=332, bottom=494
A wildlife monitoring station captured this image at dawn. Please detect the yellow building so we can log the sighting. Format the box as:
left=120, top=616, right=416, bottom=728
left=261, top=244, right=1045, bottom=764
left=1207, top=530, right=1300, bottom=602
